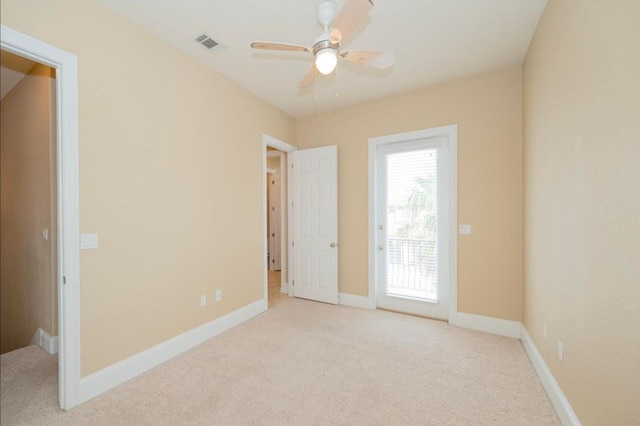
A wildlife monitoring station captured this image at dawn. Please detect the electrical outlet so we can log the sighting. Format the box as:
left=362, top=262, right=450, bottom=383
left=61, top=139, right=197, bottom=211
left=557, top=341, right=564, bottom=362
left=200, top=295, right=207, bottom=307
left=215, top=289, right=222, bottom=302
left=543, top=322, right=548, bottom=339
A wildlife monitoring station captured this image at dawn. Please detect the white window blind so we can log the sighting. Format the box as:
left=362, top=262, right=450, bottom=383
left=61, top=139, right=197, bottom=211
left=385, top=148, right=438, bottom=301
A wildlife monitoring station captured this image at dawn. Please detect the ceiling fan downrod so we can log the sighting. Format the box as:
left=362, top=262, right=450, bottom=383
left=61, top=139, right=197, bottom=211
left=317, top=0, right=337, bottom=34
left=314, top=1, right=339, bottom=74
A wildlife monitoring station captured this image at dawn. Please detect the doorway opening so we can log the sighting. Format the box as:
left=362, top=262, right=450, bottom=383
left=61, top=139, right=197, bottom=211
left=0, top=49, right=61, bottom=415
left=262, top=137, right=340, bottom=307
left=262, top=135, right=295, bottom=308
left=266, top=149, right=287, bottom=308
left=1, top=24, right=81, bottom=410
left=1, top=50, right=58, bottom=355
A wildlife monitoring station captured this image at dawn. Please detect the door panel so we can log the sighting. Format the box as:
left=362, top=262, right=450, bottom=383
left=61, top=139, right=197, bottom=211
left=292, top=146, right=338, bottom=304
left=268, top=172, right=281, bottom=271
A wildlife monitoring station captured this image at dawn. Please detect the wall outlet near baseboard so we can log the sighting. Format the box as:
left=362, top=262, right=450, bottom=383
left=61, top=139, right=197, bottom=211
left=458, top=224, right=472, bottom=235
left=215, top=289, right=222, bottom=302
left=200, top=295, right=207, bottom=307
left=557, top=341, right=563, bottom=362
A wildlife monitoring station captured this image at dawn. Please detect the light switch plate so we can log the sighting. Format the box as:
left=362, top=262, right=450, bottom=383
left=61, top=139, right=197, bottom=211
left=80, top=233, right=98, bottom=249
left=459, top=224, right=472, bottom=235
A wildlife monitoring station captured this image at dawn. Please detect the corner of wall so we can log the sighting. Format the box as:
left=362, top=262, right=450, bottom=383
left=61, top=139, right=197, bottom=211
left=520, top=325, right=581, bottom=425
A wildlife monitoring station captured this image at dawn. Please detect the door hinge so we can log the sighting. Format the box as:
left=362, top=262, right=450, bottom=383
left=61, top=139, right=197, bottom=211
left=63, top=275, right=67, bottom=285
left=292, top=241, right=295, bottom=247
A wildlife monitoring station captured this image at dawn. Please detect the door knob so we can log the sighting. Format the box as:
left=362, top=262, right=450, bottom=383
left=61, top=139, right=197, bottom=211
left=378, top=245, right=384, bottom=250
left=330, top=243, right=336, bottom=248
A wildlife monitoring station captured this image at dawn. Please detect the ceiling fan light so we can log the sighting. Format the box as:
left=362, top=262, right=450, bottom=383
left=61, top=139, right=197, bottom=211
left=315, top=48, right=337, bottom=75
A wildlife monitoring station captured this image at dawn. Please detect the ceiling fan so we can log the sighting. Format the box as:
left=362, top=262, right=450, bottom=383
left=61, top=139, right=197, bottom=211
left=251, top=0, right=396, bottom=88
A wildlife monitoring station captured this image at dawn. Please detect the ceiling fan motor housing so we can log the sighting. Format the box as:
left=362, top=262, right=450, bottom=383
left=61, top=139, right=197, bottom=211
left=313, top=38, right=338, bottom=55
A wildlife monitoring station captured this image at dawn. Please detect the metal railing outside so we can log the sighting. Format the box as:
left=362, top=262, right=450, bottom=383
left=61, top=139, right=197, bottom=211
left=386, top=237, right=438, bottom=300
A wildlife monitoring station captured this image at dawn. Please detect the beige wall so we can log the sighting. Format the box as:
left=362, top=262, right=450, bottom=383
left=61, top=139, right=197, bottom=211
left=1, top=63, right=57, bottom=353
left=1, top=0, right=296, bottom=375
left=266, top=156, right=281, bottom=172
left=10, top=4, right=637, bottom=422
left=297, top=67, right=523, bottom=321
left=523, top=0, right=640, bottom=424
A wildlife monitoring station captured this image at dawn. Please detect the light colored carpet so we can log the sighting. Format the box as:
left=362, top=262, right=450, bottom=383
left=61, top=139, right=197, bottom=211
left=1, top=298, right=559, bottom=425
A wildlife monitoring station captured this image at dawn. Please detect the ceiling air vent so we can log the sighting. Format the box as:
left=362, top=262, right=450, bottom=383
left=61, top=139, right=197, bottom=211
left=195, top=33, right=227, bottom=54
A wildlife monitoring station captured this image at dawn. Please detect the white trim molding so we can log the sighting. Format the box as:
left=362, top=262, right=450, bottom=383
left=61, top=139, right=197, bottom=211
left=31, top=328, right=59, bottom=355
left=78, top=299, right=266, bottom=405
left=338, top=293, right=375, bottom=310
left=1, top=24, right=81, bottom=410
left=521, top=326, right=582, bottom=426
left=446, top=315, right=580, bottom=424
left=449, top=312, right=522, bottom=339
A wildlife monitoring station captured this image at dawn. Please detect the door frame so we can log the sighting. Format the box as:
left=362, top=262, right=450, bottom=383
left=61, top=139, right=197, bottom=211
left=368, top=125, right=458, bottom=318
left=262, top=135, right=296, bottom=306
left=1, top=25, right=81, bottom=409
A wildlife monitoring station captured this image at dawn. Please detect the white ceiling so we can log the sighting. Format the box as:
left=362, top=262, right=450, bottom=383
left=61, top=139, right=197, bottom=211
left=94, top=0, right=547, bottom=118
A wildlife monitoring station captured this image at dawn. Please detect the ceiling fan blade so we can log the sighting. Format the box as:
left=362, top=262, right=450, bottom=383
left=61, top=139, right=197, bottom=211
left=251, top=41, right=312, bottom=53
left=330, top=0, right=373, bottom=44
left=298, top=65, right=319, bottom=88
left=339, top=49, right=396, bottom=69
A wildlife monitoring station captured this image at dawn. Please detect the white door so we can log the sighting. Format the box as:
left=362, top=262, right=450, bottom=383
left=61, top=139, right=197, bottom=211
left=268, top=172, right=281, bottom=271
left=374, top=135, right=452, bottom=320
left=292, top=145, right=338, bottom=304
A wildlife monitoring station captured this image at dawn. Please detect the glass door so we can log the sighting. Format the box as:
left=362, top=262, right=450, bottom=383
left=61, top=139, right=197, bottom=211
left=375, top=136, right=450, bottom=319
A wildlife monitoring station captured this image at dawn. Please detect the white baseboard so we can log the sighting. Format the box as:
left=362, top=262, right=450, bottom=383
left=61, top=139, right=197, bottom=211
left=78, top=299, right=266, bottom=405
left=520, top=326, right=581, bottom=426
left=338, top=292, right=374, bottom=310
left=449, top=313, right=578, bottom=424
left=30, top=328, right=59, bottom=355
left=46, top=333, right=59, bottom=355
left=449, top=311, right=522, bottom=339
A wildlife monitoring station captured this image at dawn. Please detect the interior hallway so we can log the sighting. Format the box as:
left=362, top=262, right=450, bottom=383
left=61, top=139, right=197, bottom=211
left=268, top=270, right=289, bottom=308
